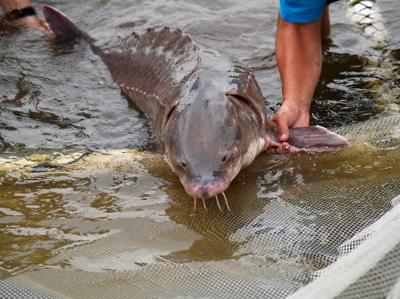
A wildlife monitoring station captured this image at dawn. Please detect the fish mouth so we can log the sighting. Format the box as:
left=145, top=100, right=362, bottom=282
left=183, top=178, right=231, bottom=211
left=184, top=179, right=227, bottom=199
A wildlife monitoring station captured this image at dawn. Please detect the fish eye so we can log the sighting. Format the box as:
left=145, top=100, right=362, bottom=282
left=222, top=154, right=233, bottom=164
left=180, top=161, right=187, bottom=169
left=174, top=160, right=187, bottom=172
left=221, top=147, right=239, bottom=164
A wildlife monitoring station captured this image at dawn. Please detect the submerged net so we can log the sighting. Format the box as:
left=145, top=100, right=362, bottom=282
left=1, top=115, right=399, bottom=298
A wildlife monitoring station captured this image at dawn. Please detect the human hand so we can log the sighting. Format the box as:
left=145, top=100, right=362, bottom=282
left=11, top=16, right=55, bottom=37
left=272, top=101, right=310, bottom=142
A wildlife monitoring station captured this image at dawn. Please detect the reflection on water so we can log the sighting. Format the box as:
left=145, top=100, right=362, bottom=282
left=0, top=150, right=170, bottom=274
left=0, top=0, right=400, bottom=296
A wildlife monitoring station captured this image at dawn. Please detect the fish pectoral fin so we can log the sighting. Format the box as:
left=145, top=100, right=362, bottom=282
left=287, top=125, right=350, bottom=152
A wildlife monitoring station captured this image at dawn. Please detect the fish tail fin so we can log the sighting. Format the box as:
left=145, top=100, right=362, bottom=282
left=42, top=5, right=95, bottom=43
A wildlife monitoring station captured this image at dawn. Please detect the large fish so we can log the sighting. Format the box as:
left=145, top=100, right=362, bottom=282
left=42, top=5, right=348, bottom=210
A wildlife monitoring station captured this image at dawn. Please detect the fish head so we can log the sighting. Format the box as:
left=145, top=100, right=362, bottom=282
left=162, top=90, right=263, bottom=199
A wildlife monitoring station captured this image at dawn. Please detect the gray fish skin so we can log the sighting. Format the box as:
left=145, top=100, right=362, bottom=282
left=93, top=29, right=270, bottom=199
left=43, top=5, right=349, bottom=200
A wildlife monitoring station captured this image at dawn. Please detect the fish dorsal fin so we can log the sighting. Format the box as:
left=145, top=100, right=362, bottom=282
left=96, top=27, right=200, bottom=110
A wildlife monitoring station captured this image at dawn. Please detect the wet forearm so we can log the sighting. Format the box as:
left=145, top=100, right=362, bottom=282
left=275, top=15, right=322, bottom=114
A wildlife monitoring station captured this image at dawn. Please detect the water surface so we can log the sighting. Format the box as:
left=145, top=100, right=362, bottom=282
left=0, top=0, right=400, bottom=298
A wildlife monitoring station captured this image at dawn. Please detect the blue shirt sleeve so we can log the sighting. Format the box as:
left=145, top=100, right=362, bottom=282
left=280, top=0, right=327, bottom=24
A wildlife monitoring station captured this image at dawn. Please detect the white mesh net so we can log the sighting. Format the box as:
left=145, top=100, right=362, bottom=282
left=1, top=115, right=399, bottom=299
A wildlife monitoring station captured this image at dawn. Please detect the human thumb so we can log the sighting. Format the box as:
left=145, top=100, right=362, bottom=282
left=274, top=117, right=289, bottom=142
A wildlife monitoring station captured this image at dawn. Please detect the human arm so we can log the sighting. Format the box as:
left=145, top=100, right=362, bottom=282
left=0, top=0, right=52, bottom=35
left=273, top=7, right=330, bottom=141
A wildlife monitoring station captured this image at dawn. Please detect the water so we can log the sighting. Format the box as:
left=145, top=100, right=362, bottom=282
left=0, top=0, right=400, bottom=297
